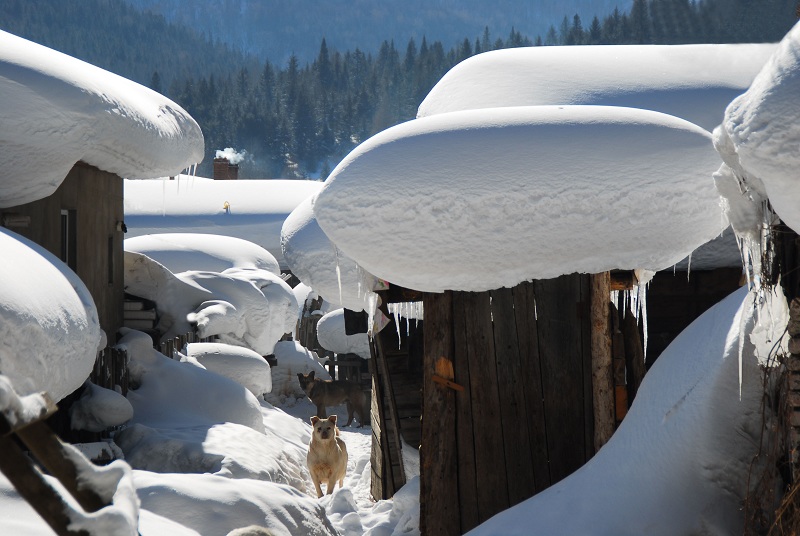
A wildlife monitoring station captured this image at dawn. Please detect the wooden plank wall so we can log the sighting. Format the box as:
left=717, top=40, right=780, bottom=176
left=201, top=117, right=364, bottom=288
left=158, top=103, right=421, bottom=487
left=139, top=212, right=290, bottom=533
left=0, top=162, right=124, bottom=340
left=645, top=267, right=742, bottom=366
left=421, top=274, right=596, bottom=535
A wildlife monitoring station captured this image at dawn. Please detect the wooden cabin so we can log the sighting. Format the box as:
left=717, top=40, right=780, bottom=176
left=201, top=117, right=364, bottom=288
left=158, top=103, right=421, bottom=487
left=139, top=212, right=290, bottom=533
left=0, top=161, right=128, bottom=439
left=0, top=161, right=125, bottom=341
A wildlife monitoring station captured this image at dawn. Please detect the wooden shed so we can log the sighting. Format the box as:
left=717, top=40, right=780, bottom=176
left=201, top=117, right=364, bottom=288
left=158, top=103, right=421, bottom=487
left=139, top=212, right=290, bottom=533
left=0, top=161, right=125, bottom=340
left=0, top=161, right=128, bottom=440
left=368, top=271, right=648, bottom=535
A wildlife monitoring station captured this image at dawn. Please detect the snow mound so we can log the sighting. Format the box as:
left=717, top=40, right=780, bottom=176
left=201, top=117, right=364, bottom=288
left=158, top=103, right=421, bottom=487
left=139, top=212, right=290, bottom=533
left=314, top=105, right=726, bottom=293
left=133, top=471, right=338, bottom=536
left=715, top=21, right=800, bottom=235
left=469, top=285, right=785, bottom=535
left=282, top=196, right=379, bottom=312
left=0, top=30, right=203, bottom=208
left=125, top=233, right=281, bottom=275
left=0, top=228, right=102, bottom=401
left=69, top=381, right=134, bottom=432
left=124, top=176, right=322, bottom=268
left=124, top=251, right=297, bottom=355
left=185, top=342, right=273, bottom=398
left=117, top=328, right=265, bottom=433
left=267, top=341, right=331, bottom=401
left=316, top=309, right=371, bottom=359
left=418, top=43, right=776, bottom=131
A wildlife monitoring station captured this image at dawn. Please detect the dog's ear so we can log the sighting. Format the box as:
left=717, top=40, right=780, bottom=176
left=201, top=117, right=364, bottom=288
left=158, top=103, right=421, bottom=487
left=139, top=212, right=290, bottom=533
left=328, top=415, right=337, bottom=425
left=308, top=370, right=315, bottom=380
left=310, top=416, right=320, bottom=425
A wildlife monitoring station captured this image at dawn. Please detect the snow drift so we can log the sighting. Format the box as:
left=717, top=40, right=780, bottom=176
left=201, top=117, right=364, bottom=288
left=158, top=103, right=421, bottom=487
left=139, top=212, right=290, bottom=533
left=469, top=285, right=785, bottom=535
left=0, top=228, right=102, bottom=401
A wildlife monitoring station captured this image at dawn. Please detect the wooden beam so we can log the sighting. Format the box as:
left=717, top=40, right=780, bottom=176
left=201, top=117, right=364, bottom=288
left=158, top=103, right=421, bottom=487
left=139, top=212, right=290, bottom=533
left=421, top=291, right=460, bottom=536
left=610, top=270, right=637, bottom=291
left=591, top=272, right=615, bottom=451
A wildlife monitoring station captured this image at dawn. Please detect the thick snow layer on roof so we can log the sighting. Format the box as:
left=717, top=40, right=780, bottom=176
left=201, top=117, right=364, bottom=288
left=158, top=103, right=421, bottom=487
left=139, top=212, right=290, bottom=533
left=715, top=22, right=800, bottom=235
left=469, top=285, right=786, bottom=535
left=0, top=31, right=203, bottom=208
left=314, top=105, right=726, bottom=293
left=0, top=228, right=102, bottom=401
left=282, top=196, right=379, bottom=312
left=125, top=233, right=281, bottom=275
left=316, top=309, right=372, bottom=359
left=125, top=176, right=323, bottom=268
left=418, top=43, right=776, bottom=131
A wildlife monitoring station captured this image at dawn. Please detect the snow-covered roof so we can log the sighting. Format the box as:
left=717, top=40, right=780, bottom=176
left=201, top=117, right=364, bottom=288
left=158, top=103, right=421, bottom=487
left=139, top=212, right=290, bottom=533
left=418, top=43, right=776, bottom=131
left=125, top=233, right=281, bottom=276
left=0, top=228, right=103, bottom=401
left=714, top=21, right=800, bottom=236
left=281, top=196, right=378, bottom=312
left=124, top=176, right=323, bottom=268
left=0, top=30, right=204, bottom=208
left=314, top=105, right=726, bottom=293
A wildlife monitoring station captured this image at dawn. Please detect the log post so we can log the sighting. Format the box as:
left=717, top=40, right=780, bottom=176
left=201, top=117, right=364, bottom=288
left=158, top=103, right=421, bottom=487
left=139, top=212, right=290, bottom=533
left=421, top=291, right=460, bottom=535
left=591, top=272, right=614, bottom=451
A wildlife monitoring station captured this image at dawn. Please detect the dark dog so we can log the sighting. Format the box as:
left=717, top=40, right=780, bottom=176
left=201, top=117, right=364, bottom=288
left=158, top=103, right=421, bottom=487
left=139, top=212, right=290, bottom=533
left=297, top=371, right=366, bottom=427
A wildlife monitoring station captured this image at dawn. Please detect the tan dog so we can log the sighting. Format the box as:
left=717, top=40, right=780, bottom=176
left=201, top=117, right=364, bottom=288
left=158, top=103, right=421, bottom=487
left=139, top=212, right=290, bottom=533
left=307, top=415, right=348, bottom=497
left=297, top=371, right=367, bottom=427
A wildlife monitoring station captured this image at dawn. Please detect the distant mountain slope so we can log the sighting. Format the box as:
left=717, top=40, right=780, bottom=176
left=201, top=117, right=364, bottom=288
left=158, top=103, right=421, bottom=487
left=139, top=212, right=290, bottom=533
left=124, top=0, right=633, bottom=63
left=0, top=0, right=256, bottom=89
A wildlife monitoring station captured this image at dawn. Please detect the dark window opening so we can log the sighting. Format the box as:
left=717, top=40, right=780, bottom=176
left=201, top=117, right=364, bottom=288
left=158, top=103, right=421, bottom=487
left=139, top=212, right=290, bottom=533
left=60, top=209, right=77, bottom=271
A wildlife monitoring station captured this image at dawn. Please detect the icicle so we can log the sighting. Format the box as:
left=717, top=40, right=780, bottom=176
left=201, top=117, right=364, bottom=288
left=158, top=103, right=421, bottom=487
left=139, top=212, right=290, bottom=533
left=389, top=303, right=402, bottom=349
left=332, top=244, right=345, bottom=310
left=686, top=252, right=692, bottom=282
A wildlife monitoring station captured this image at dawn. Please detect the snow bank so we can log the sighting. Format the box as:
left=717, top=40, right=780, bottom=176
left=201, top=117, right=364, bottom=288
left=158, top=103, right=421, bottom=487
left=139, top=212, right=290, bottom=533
left=0, top=30, right=203, bottom=208
left=0, top=229, right=102, bottom=401
left=714, top=21, right=800, bottom=236
left=124, top=177, right=322, bottom=268
left=125, top=233, right=280, bottom=275
left=117, top=329, right=265, bottom=433
left=316, top=309, right=372, bottom=359
left=314, top=106, right=726, bottom=293
left=124, top=251, right=297, bottom=355
left=418, top=43, right=776, bottom=131
left=184, top=342, right=273, bottom=398
left=132, top=471, right=337, bottom=536
left=469, top=285, right=785, bottom=535
left=69, top=381, right=134, bottom=432
left=267, top=341, right=331, bottom=401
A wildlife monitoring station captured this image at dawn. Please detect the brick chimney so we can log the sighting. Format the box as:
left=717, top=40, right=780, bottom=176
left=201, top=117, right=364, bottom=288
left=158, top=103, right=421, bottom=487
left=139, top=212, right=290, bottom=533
left=213, top=157, right=239, bottom=180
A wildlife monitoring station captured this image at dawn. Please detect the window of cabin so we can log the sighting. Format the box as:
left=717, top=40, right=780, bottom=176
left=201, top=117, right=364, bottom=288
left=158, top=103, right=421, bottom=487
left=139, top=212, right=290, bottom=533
left=60, top=209, right=77, bottom=271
